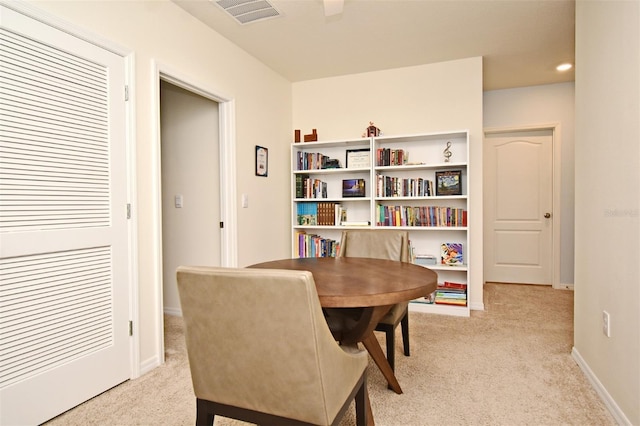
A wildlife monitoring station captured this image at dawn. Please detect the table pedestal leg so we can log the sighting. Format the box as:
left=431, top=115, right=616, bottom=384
left=361, top=333, right=403, bottom=394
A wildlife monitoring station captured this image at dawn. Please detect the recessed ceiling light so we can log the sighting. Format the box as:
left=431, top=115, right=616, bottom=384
left=556, top=63, right=573, bottom=72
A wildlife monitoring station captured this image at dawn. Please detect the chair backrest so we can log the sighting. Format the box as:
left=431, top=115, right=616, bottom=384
left=338, top=229, right=410, bottom=262
left=176, top=266, right=367, bottom=425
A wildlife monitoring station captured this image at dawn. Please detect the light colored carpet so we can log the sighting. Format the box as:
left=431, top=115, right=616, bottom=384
left=45, top=283, right=615, bottom=426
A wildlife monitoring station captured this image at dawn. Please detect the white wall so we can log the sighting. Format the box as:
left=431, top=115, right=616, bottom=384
left=483, top=82, right=575, bottom=287
left=292, top=57, right=484, bottom=309
left=574, top=1, right=639, bottom=424
left=28, top=0, right=293, bottom=370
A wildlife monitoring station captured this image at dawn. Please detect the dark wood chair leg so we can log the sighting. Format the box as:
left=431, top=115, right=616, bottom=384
left=385, top=327, right=395, bottom=372
left=401, top=312, right=410, bottom=356
left=196, top=399, right=214, bottom=426
left=355, top=373, right=369, bottom=426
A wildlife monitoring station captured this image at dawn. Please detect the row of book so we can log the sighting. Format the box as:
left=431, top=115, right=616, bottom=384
left=295, top=174, right=328, bottom=199
left=376, top=148, right=408, bottom=166
left=296, top=152, right=340, bottom=171
left=376, top=175, right=435, bottom=197
left=433, top=281, right=467, bottom=306
left=376, top=205, right=467, bottom=227
left=294, top=231, right=339, bottom=258
left=297, top=202, right=346, bottom=226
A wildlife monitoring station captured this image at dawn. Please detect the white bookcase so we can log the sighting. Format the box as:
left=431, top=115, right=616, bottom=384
left=291, top=131, right=470, bottom=317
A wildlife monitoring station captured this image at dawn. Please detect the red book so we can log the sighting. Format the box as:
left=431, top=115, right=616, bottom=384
left=440, top=281, right=467, bottom=290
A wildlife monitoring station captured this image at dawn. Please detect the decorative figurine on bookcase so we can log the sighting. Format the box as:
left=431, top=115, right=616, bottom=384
left=443, top=140, right=452, bottom=162
left=362, top=121, right=381, bottom=138
left=304, top=129, right=318, bottom=142
left=294, top=129, right=318, bottom=143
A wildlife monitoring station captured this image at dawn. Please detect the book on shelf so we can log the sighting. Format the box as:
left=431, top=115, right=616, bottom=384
left=434, top=281, right=467, bottom=306
left=298, top=177, right=327, bottom=199
left=335, top=205, right=346, bottom=226
left=297, top=202, right=318, bottom=225
left=376, top=205, right=467, bottom=227
left=440, top=242, right=464, bottom=265
left=376, top=175, right=434, bottom=197
left=439, top=281, right=467, bottom=290
left=320, top=202, right=340, bottom=226
left=295, top=231, right=339, bottom=258
left=435, top=298, right=467, bottom=306
left=298, top=202, right=342, bottom=226
left=295, top=174, right=309, bottom=198
left=297, top=151, right=340, bottom=170
left=376, top=148, right=408, bottom=166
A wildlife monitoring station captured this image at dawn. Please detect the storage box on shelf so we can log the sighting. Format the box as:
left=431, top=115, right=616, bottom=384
left=290, top=131, right=470, bottom=316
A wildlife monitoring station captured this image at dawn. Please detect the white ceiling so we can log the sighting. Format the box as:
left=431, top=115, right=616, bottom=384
left=172, top=0, right=575, bottom=91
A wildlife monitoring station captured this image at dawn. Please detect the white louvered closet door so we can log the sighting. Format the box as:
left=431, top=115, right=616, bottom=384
left=0, top=6, right=130, bottom=425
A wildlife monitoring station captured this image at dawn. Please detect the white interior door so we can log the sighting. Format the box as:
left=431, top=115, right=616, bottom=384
left=0, top=6, right=130, bottom=424
left=484, top=130, right=553, bottom=284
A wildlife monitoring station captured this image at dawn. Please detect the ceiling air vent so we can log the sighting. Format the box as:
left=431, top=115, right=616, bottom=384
left=214, top=0, right=281, bottom=25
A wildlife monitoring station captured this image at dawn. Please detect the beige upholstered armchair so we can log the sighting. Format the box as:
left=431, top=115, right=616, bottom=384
left=176, top=266, right=371, bottom=426
left=338, top=230, right=411, bottom=372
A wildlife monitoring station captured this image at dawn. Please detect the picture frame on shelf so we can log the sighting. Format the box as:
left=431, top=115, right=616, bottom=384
left=345, top=148, right=370, bottom=169
left=435, top=170, right=462, bottom=195
left=255, top=145, right=268, bottom=177
left=441, top=242, right=464, bottom=266
left=342, top=179, right=366, bottom=197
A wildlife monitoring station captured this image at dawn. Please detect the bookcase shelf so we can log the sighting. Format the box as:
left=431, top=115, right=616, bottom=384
left=294, top=168, right=371, bottom=175
left=375, top=195, right=467, bottom=200
left=291, top=131, right=470, bottom=317
left=295, top=198, right=372, bottom=202
left=374, top=162, right=467, bottom=171
left=425, top=264, right=468, bottom=272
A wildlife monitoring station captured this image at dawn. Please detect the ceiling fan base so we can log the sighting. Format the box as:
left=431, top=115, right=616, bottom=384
left=324, top=0, right=344, bottom=16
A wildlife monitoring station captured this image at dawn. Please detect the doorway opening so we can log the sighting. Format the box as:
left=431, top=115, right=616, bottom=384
left=159, top=80, right=221, bottom=316
left=153, top=68, right=237, bottom=364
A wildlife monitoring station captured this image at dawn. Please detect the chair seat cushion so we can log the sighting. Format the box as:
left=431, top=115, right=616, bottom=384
left=378, top=301, right=408, bottom=325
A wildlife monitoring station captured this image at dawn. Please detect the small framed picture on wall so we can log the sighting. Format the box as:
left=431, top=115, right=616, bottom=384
left=255, top=145, right=268, bottom=177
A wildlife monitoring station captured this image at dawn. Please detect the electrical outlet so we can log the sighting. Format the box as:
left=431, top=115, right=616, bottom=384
left=602, top=310, right=611, bottom=337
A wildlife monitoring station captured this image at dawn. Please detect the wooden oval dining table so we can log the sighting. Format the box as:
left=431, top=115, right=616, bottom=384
left=248, top=256, right=438, bottom=395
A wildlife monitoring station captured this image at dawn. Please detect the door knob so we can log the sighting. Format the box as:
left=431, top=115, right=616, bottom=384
left=544, top=213, right=551, bottom=218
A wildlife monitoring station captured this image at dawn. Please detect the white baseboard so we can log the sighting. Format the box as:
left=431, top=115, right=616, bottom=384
left=139, top=355, right=161, bottom=376
left=163, top=307, right=182, bottom=317
left=554, top=282, right=574, bottom=290
left=571, top=347, right=631, bottom=425
left=469, top=301, right=485, bottom=311
left=138, top=309, right=181, bottom=376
